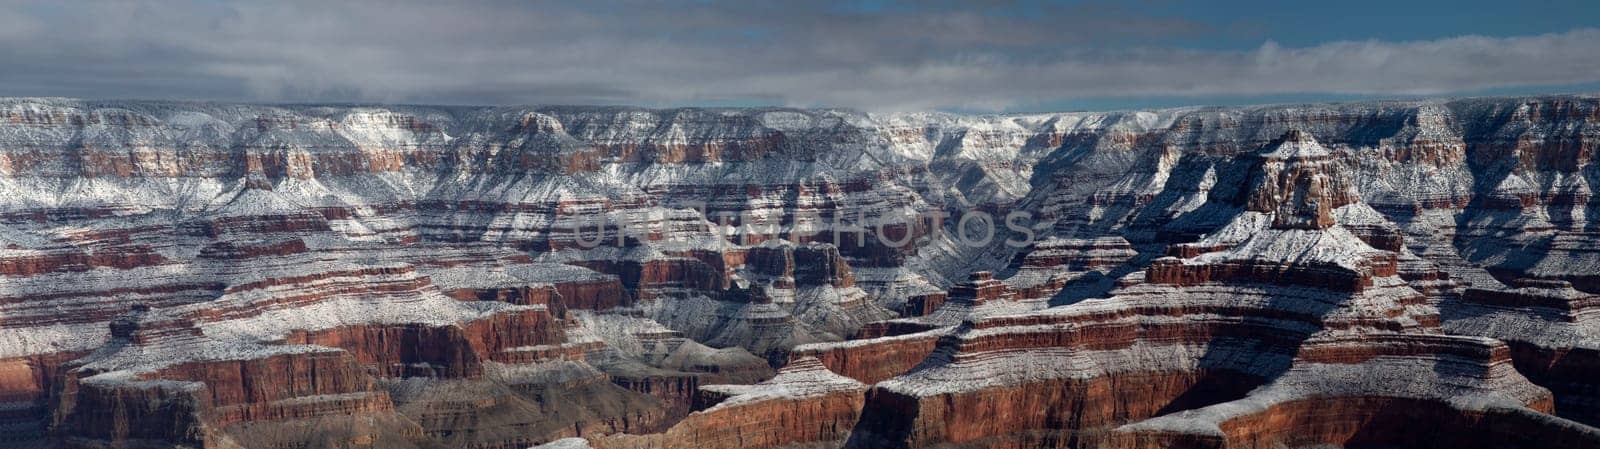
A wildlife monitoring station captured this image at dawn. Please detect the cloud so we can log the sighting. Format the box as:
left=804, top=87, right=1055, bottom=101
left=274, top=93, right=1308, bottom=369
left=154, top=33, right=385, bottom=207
left=0, top=0, right=1596, bottom=111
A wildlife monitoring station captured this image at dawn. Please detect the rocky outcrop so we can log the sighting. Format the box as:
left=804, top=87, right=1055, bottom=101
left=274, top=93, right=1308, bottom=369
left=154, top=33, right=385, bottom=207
left=0, top=352, right=79, bottom=445
left=1444, top=280, right=1600, bottom=427
left=788, top=328, right=948, bottom=385
left=1245, top=130, right=1360, bottom=229
left=539, top=357, right=866, bottom=449
left=1006, top=236, right=1137, bottom=300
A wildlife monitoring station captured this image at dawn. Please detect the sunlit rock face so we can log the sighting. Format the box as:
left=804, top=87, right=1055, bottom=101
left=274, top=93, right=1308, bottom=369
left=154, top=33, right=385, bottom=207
left=0, top=94, right=1598, bottom=449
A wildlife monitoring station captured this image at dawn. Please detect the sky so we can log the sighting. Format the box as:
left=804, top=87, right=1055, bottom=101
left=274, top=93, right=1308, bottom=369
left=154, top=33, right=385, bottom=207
left=1, top=0, right=1597, bottom=112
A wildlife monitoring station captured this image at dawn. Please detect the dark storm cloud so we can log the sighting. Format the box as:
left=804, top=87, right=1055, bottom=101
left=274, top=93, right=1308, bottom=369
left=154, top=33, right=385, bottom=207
left=1, top=0, right=1597, bottom=111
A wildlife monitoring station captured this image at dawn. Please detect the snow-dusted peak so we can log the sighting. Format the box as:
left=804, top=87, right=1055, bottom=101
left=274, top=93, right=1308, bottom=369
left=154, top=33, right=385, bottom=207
left=1260, top=129, right=1331, bottom=159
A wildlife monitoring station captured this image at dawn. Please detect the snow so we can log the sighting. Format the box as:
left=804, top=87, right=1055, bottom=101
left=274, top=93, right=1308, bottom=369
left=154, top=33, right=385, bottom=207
left=698, top=357, right=863, bottom=411
left=1183, top=211, right=1390, bottom=272
left=1, top=95, right=1598, bottom=443
left=792, top=326, right=952, bottom=353
left=530, top=438, right=594, bottom=449
left=1120, top=335, right=1545, bottom=436
left=1260, top=134, right=1331, bottom=159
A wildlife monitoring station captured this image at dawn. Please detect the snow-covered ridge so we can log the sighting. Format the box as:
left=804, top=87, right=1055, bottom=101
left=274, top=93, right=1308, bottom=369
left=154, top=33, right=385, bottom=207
left=0, top=94, right=1591, bottom=237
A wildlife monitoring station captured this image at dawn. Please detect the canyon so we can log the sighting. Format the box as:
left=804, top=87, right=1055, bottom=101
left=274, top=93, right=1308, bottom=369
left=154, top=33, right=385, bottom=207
left=0, top=94, right=1596, bottom=448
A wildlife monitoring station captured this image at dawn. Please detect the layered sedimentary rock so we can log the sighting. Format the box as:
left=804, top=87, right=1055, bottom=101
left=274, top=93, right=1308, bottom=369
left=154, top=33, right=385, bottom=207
left=836, top=131, right=1595, bottom=449
left=538, top=357, right=867, bottom=449
left=1005, top=236, right=1138, bottom=301
left=1444, top=281, right=1600, bottom=427
left=1, top=94, right=1599, bottom=448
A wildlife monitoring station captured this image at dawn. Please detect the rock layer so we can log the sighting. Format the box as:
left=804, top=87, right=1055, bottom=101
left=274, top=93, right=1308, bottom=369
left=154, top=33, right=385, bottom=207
left=1, top=95, right=1598, bottom=448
